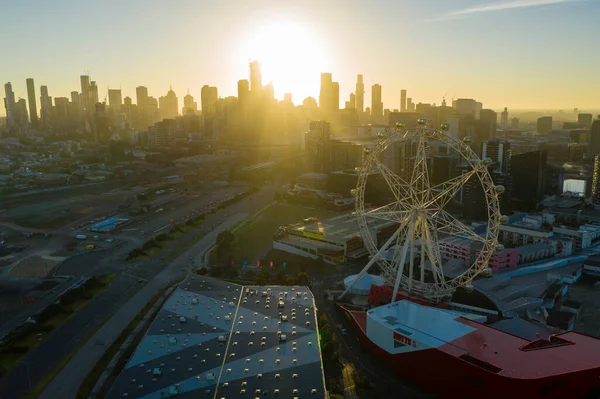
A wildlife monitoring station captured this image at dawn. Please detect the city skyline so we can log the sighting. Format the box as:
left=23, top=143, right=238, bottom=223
left=1, top=0, right=599, bottom=117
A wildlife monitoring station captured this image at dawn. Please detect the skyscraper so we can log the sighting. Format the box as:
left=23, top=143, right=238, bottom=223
left=283, top=92, right=292, bottom=104
left=108, top=89, right=122, bottom=112
left=249, top=61, right=262, bottom=93
left=237, top=79, right=249, bottom=108
left=481, top=139, right=511, bottom=174
left=500, top=107, right=509, bottom=129
left=537, top=116, right=552, bottom=134
left=201, top=85, right=218, bottom=114
left=454, top=98, right=477, bottom=117
left=182, top=91, right=197, bottom=115
left=160, top=86, right=178, bottom=120
left=331, top=82, right=339, bottom=113
left=89, top=81, right=99, bottom=107
left=3, top=82, right=16, bottom=129
left=511, top=150, right=547, bottom=212
left=136, top=86, right=149, bottom=127
left=371, top=84, right=383, bottom=122
left=346, top=93, right=356, bottom=109
left=578, top=113, right=593, bottom=128
left=80, top=75, right=90, bottom=114
left=355, top=75, right=364, bottom=113
left=319, top=73, right=333, bottom=117
left=400, top=89, right=407, bottom=112
left=40, top=85, right=52, bottom=130
left=511, top=117, right=519, bottom=129
left=26, top=78, right=38, bottom=128
left=590, top=117, right=600, bottom=156
left=592, top=155, right=600, bottom=203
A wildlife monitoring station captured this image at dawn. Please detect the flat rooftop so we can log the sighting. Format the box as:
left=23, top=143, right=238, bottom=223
left=366, top=300, right=600, bottom=379
left=107, top=276, right=325, bottom=399
left=287, top=211, right=395, bottom=243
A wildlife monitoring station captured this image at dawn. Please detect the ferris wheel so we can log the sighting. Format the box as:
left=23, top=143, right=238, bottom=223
left=341, top=118, right=506, bottom=302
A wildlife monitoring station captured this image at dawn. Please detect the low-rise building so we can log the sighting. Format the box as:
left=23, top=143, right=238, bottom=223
left=553, top=226, right=592, bottom=251
left=513, top=243, right=555, bottom=265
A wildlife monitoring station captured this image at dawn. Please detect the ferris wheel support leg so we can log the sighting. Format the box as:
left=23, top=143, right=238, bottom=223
left=407, top=219, right=417, bottom=293
left=338, top=218, right=408, bottom=300
left=392, top=219, right=414, bottom=303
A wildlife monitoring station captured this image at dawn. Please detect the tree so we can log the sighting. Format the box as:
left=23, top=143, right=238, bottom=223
left=256, top=269, right=270, bottom=285
left=295, top=272, right=309, bottom=286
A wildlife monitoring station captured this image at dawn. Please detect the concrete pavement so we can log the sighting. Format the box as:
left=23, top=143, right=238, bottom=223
left=38, top=213, right=247, bottom=399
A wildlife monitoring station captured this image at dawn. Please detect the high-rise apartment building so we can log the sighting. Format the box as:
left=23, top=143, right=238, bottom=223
left=15, top=99, right=29, bottom=130
left=136, top=86, right=149, bottom=127
left=89, top=81, right=99, bottom=107
left=511, top=117, right=519, bottom=129
left=481, top=139, right=511, bottom=174
left=592, top=155, right=600, bottom=203
left=537, top=116, right=552, bottom=134
left=406, top=98, right=414, bottom=113
left=371, top=84, right=383, bottom=121
left=355, top=75, right=364, bottom=113
left=400, top=89, right=407, bottom=112
left=26, top=78, right=38, bottom=128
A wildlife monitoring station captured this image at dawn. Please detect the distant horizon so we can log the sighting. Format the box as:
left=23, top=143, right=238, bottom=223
left=2, top=0, right=600, bottom=117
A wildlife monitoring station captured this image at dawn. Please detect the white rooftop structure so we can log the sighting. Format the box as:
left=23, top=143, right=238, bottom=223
left=343, top=274, right=384, bottom=295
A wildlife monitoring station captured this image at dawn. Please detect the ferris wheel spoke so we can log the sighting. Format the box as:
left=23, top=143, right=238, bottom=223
left=410, top=134, right=432, bottom=204
left=376, top=162, right=415, bottom=203
left=425, top=168, right=479, bottom=209
left=421, top=216, right=445, bottom=285
left=432, top=209, right=487, bottom=244
left=364, top=203, right=410, bottom=223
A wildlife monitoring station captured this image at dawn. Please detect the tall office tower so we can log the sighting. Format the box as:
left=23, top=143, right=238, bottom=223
left=264, top=82, right=274, bottom=101
left=481, top=139, right=511, bottom=174
left=283, top=92, right=292, bottom=104
left=16, top=99, right=29, bottom=130
left=3, top=82, right=16, bottom=129
left=89, top=81, right=99, bottom=107
left=26, top=78, right=38, bottom=128
left=592, top=155, right=600, bottom=203
left=108, top=89, right=122, bottom=112
left=510, top=150, right=547, bottom=212
left=355, top=75, right=364, bottom=113
left=400, top=89, right=407, bottom=112
left=319, top=73, right=333, bottom=117
left=182, top=91, right=197, bottom=115
left=480, top=109, right=498, bottom=141
left=70, top=91, right=81, bottom=125
left=511, top=117, right=519, bottom=129
left=500, top=107, right=509, bottom=129
left=80, top=75, right=90, bottom=114
left=40, top=85, right=52, bottom=130
left=201, top=85, right=218, bottom=114
left=406, top=98, right=414, bottom=113
left=124, top=96, right=132, bottom=107
left=537, top=116, right=552, bottom=134
left=475, top=102, right=483, bottom=120
left=237, top=79, right=249, bottom=107
left=160, top=86, right=178, bottom=120
left=578, top=113, right=593, bottom=128
left=136, top=86, right=149, bottom=126
left=347, top=93, right=356, bottom=109
left=331, top=82, right=339, bottom=113
left=371, top=84, right=383, bottom=121
left=249, top=61, right=262, bottom=93
left=590, top=117, right=600, bottom=156
left=302, top=97, right=318, bottom=121
left=454, top=98, right=477, bottom=117
left=304, top=120, right=332, bottom=173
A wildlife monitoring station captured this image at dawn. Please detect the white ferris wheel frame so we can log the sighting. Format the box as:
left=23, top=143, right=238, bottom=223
left=341, top=122, right=503, bottom=302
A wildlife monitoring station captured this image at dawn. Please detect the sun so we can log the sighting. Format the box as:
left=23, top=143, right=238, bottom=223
left=241, top=20, right=329, bottom=103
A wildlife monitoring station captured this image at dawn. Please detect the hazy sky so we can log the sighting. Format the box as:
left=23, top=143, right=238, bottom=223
left=1, top=0, right=598, bottom=116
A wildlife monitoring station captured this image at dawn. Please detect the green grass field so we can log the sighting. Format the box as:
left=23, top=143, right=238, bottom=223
left=230, top=203, right=337, bottom=263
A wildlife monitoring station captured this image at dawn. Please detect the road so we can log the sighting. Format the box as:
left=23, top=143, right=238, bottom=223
left=0, top=184, right=276, bottom=399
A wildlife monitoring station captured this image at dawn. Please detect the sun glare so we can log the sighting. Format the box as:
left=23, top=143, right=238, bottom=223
left=241, top=21, right=329, bottom=103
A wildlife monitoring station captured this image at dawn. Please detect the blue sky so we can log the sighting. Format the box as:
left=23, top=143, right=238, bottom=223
left=1, top=0, right=598, bottom=114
